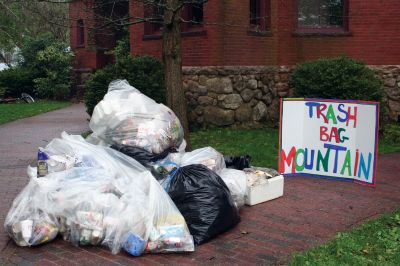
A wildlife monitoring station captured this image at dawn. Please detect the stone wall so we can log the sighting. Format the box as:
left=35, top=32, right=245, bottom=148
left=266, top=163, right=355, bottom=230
left=372, top=66, right=400, bottom=122
left=183, top=66, right=294, bottom=127
left=183, top=65, right=400, bottom=127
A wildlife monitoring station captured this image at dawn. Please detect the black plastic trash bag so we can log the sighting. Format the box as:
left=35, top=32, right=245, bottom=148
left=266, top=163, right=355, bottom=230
left=224, top=155, right=251, bottom=170
left=166, top=164, right=240, bottom=245
left=111, top=144, right=173, bottom=166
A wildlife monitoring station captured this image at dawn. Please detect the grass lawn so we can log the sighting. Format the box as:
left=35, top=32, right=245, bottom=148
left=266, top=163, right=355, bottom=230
left=191, top=127, right=280, bottom=168
left=379, top=139, right=400, bottom=154
left=0, top=100, right=71, bottom=125
left=191, top=127, right=400, bottom=169
left=290, top=209, right=400, bottom=265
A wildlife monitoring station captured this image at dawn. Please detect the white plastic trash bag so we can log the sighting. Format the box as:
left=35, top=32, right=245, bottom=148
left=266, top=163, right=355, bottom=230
left=153, top=147, right=226, bottom=179
left=4, top=176, right=59, bottom=247
left=88, top=80, right=184, bottom=154
left=4, top=132, right=194, bottom=256
left=217, top=169, right=247, bottom=208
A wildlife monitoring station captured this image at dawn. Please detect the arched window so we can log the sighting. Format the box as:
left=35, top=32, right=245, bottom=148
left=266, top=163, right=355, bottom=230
left=77, top=19, right=85, bottom=46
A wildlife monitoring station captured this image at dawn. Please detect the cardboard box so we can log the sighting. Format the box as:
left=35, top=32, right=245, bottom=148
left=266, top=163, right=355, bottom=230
left=245, top=175, right=284, bottom=206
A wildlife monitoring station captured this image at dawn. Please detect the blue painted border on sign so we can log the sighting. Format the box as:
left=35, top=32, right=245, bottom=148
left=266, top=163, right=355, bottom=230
left=283, top=173, right=354, bottom=182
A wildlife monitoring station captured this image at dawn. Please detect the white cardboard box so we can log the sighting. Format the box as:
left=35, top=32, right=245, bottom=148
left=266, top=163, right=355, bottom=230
left=245, top=175, right=284, bottom=206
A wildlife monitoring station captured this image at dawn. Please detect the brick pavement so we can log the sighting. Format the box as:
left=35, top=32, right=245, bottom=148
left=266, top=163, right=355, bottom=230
left=1, top=105, right=400, bottom=265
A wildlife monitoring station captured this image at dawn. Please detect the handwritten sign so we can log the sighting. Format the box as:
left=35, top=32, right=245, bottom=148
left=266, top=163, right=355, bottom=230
left=279, top=99, right=379, bottom=186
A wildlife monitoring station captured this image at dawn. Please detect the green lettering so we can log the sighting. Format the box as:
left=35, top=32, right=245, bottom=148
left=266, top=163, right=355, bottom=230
left=326, top=105, right=338, bottom=124
left=338, top=128, right=349, bottom=143
left=316, top=148, right=331, bottom=172
left=295, top=148, right=306, bottom=171
left=340, top=150, right=352, bottom=176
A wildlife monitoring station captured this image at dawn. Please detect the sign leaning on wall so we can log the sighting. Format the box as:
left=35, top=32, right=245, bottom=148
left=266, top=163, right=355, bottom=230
left=279, top=98, right=379, bottom=186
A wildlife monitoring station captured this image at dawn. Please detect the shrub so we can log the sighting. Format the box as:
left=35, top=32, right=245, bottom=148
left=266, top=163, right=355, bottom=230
left=33, top=42, right=74, bottom=100
left=0, top=67, right=35, bottom=97
left=84, top=55, right=165, bottom=116
left=84, top=64, right=118, bottom=115
left=117, top=56, right=165, bottom=104
left=382, top=124, right=400, bottom=144
left=0, top=34, right=73, bottom=100
left=20, top=33, right=56, bottom=70
left=289, top=57, right=383, bottom=102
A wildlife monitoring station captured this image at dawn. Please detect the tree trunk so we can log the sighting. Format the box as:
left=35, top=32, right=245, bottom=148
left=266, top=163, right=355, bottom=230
left=163, top=0, right=192, bottom=150
left=0, top=52, right=12, bottom=67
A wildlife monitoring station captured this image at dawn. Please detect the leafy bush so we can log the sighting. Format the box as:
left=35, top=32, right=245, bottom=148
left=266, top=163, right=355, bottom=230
left=289, top=57, right=383, bottom=102
left=0, top=67, right=35, bottom=97
left=0, top=33, right=73, bottom=100
left=84, top=41, right=165, bottom=115
left=84, top=64, right=118, bottom=115
left=113, top=37, right=130, bottom=64
left=382, top=124, right=400, bottom=144
left=118, top=56, right=165, bottom=104
left=33, top=42, right=74, bottom=100
left=20, top=33, right=56, bottom=70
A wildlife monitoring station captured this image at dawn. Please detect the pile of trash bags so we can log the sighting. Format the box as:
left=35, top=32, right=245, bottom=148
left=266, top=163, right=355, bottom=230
left=6, top=133, right=194, bottom=255
left=4, top=80, right=253, bottom=257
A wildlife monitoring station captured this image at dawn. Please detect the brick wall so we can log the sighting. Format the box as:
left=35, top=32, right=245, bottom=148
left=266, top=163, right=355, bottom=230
left=277, top=0, right=400, bottom=65
left=130, top=0, right=400, bottom=66
left=69, top=0, right=116, bottom=70
left=129, top=1, right=224, bottom=66
left=71, top=0, right=400, bottom=68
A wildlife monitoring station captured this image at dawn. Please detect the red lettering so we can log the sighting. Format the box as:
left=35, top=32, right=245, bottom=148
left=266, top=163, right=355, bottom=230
left=320, top=126, right=341, bottom=143
left=320, top=126, right=329, bottom=141
left=280, top=147, right=296, bottom=173
left=346, top=106, right=357, bottom=128
left=330, top=127, right=340, bottom=143
left=317, top=104, right=328, bottom=123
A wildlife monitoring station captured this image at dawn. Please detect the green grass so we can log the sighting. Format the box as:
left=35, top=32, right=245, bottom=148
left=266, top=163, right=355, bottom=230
left=191, top=127, right=280, bottom=169
left=0, top=100, right=71, bottom=125
left=379, top=141, right=400, bottom=154
left=379, top=124, right=400, bottom=154
left=190, top=126, right=400, bottom=169
left=290, top=209, right=400, bottom=266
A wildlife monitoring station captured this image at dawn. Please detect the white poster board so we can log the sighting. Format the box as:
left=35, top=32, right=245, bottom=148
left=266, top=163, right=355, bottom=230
left=279, top=99, right=379, bottom=186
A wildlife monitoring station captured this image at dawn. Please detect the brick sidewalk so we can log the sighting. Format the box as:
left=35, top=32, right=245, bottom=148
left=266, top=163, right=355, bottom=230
left=1, top=106, right=400, bottom=265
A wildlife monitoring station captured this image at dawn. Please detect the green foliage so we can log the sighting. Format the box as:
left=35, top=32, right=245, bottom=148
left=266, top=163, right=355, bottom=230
left=33, top=42, right=74, bottom=100
left=84, top=64, right=118, bottom=116
left=84, top=38, right=165, bottom=115
left=20, top=33, right=57, bottom=70
left=113, top=37, right=130, bottom=65
left=290, top=57, right=383, bottom=102
left=0, top=100, right=70, bottom=125
left=118, top=56, right=165, bottom=104
left=0, top=1, right=68, bottom=58
left=0, top=67, right=35, bottom=97
left=290, top=209, right=400, bottom=265
left=379, top=124, right=400, bottom=152
left=0, top=34, right=73, bottom=100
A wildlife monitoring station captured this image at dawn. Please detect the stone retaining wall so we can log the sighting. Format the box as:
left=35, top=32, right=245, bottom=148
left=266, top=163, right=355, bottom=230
left=372, top=66, right=400, bottom=122
left=183, top=65, right=400, bottom=127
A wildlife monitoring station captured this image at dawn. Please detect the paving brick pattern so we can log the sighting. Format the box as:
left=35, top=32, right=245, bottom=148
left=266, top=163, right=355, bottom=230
left=1, top=105, right=400, bottom=265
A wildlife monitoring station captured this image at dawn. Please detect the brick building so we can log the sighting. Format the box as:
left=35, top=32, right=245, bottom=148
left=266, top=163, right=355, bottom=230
left=70, top=0, right=400, bottom=126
